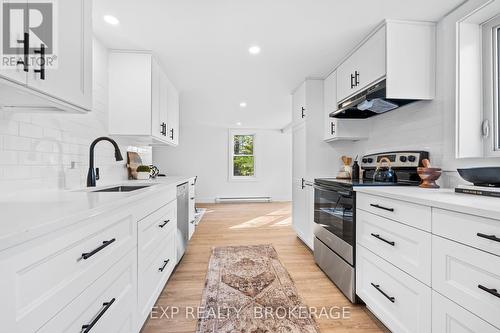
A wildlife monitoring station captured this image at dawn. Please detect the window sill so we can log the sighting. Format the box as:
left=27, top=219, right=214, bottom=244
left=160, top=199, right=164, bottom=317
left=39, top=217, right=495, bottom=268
left=229, top=177, right=259, bottom=182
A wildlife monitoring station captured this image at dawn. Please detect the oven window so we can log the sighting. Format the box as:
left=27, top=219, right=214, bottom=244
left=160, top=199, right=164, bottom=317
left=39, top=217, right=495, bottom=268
left=314, top=187, right=354, bottom=246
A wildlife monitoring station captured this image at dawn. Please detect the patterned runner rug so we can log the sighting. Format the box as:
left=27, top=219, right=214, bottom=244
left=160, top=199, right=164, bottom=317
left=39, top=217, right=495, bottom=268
left=196, top=244, right=320, bottom=333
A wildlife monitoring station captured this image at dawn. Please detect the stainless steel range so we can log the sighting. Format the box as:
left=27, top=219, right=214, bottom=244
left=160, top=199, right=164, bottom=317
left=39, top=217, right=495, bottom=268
left=313, top=151, right=429, bottom=303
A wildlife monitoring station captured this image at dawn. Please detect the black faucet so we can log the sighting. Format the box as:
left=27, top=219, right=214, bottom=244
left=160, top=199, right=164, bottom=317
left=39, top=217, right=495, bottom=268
left=86, top=137, right=123, bottom=187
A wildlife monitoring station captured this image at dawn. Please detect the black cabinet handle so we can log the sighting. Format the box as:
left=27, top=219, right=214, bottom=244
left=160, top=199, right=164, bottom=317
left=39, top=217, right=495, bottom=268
left=159, top=220, right=170, bottom=228
left=170, top=128, right=174, bottom=140
left=190, top=220, right=195, bottom=224
left=478, top=284, right=500, bottom=298
left=371, top=233, right=395, bottom=246
left=160, top=122, right=166, bottom=136
left=477, top=233, right=500, bottom=243
left=370, top=204, right=394, bottom=212
left=331, top=122, right=336, bottom=135
left=81, top=298, right=116, bottom=332
left=190, top=197, right=195, bottom=200
left=81, top=238, right=116, bottom=260
left=350, top=73, right=355, bottom=89
left=16, top=32, right=29, bottom=72
left=301, top=107, right=305, bottom=119
left=371, top=283, right=395, bottom=303
left=354, top=70, right=360, bottom=86
left=34, top=44, right=46, bottom=80
left=159, top=259, right=170, bottom=272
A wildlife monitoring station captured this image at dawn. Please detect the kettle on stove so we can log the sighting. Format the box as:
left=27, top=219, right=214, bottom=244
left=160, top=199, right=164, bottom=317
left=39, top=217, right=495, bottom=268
left=373, top=157, right=397, bottom=183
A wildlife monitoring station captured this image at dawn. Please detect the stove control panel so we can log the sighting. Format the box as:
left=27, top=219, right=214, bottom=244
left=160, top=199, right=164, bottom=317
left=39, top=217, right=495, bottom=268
left=360, top=151, right=429, bottom=169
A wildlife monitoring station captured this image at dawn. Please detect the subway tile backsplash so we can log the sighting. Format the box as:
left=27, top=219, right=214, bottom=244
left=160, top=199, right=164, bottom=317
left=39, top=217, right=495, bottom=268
left=0, top=39, right=151, bottom=193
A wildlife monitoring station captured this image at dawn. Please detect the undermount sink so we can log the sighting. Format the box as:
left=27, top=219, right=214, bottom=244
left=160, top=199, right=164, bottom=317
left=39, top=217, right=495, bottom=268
left=92, top=185, right=152, bottom=193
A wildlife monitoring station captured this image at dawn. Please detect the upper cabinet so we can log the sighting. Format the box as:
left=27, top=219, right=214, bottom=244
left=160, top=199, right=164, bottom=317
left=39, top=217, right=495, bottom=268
left=324, top=71, right=368, bottom=142
left=108, top=51, right=180, bottom=146
left=0, top=0, right=92, bottom=112
left=336, top=20, right=436, bottom=104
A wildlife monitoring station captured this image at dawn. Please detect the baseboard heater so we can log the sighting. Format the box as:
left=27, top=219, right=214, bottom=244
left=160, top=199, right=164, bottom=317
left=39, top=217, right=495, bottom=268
left=215, top=196, right=272, bottom=203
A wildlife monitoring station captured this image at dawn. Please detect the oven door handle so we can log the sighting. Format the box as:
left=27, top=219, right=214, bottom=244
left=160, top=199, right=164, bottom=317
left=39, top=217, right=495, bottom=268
left=313, top=184, right=352, bottom=197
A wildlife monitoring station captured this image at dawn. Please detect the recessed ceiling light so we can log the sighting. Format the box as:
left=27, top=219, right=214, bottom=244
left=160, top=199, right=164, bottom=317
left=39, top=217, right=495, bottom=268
left=248, top=45, right=261, bottom=55
left=236, top=122, right=242, bottom=126
left=239, top=102, right=247, bottom=108
left=104, top=15, right=120, bottom=25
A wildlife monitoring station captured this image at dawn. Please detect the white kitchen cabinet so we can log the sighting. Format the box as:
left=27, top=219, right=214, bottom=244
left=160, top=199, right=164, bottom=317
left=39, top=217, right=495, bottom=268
left=108, top=51, right=179, bottom=146
left=336, top=20, right=435, bottom=104
left=337, top=26, right=386, bottom=103
left=432, top=236, right=500, bottom=329
left=323, top=71, right=368, bottom=141
left=356, top=245, right=432, bottom=333
left=0, top=0, right=92, bottom=112
left=292, top=79, right=338, bottom=249
left=356, top=188, right=500, bottom=333
left=188, top=180, right=196, bottom=239
left=432, top=291, right=499, bottom=333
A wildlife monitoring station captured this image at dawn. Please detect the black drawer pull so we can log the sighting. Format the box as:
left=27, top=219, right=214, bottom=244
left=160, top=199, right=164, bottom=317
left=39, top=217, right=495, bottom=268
left=81, top=298, right=116, bottom=332
left=81, top=238, right=116, bottom=260
left=159, top=220, right=170, bottom=228
left=371, top=233, right=395, bottom=246
left=190, top=197, right=195, bottom=200
left=159, top=259, right=170, bottom=272
left=371, top=283, right=395, bottom=303
left=370, top=204, right=394, bottom=212
left=478, top=284, right=500, bottom=299
left=190, top=220, right=195, bottom=224
left=477, top=233, right=500, bottom=243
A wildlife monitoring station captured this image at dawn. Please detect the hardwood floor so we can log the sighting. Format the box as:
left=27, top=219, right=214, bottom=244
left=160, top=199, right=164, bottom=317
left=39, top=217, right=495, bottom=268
left=141, top=202, right=388, bottom=333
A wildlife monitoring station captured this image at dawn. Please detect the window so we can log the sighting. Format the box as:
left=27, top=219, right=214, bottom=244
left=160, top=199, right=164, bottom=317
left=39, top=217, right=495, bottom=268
left=229, top=131, right=256, bottom=180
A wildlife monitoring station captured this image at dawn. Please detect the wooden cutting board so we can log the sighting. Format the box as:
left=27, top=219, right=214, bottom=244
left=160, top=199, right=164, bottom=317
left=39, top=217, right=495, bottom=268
left=127, top=152, right=142, bottom=180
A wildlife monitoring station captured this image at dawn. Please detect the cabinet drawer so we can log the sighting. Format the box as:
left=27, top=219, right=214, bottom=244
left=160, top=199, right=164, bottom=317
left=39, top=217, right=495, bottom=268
left=432, top=291, right=499, bottom=333
left=433, top=208, right=500, bottom=257
left=356, top=209, right=431, bottom=285
left=356, top=245, right=431, bottom=333
left=138, top=230, right=176, bottom=323
left=138, top=200, right=176, bottom=261
left=432, top=236, right=500, bottom=329
left=38, top=250, right=136, bottom=333
left=0, top=210, right=136, bottom=332
left=357, top=192, right=431, bottom=231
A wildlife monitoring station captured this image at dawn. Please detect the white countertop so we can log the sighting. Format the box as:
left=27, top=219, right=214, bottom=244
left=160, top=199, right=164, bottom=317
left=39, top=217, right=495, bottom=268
left=0, top=176, right=194, bottom=252
left=355, top=186, right=500, bottom=220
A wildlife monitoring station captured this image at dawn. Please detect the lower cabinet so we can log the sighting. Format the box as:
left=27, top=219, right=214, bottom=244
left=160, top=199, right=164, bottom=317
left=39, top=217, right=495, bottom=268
left=0, top=186, right=185, bottom=333
left=137, top=200, right=177, bottom=328
left=356, top=245, right=432, bottom=333
left=38, top=251, right=137, bottom=333
left=356, top=191, right=500, bottom=333
left=432, top=291, right=499, bottom=333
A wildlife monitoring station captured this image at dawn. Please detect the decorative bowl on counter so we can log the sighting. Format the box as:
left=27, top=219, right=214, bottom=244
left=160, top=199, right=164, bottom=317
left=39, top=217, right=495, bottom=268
left=457, top=167, right=500, bottom=187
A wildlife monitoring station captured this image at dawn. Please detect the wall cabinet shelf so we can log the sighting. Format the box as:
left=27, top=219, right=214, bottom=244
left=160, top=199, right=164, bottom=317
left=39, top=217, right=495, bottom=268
left=108, top=51, right=179, bottom=146
left=0, top=0, right=92, bottom=113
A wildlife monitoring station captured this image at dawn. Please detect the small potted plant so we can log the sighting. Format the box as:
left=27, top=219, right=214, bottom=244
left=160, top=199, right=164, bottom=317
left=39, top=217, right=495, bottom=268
left=136, top=165, right=151, bottom=180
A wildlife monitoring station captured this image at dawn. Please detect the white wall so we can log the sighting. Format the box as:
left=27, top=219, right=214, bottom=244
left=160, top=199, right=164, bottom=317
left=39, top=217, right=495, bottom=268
left=153, top=98, right=292, bottom=203
left=0, top=38, right=150, bottom=192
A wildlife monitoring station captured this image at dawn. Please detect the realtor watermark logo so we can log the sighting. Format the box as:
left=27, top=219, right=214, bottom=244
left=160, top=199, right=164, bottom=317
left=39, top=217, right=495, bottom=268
left=1, top=0, right=58, bottom=70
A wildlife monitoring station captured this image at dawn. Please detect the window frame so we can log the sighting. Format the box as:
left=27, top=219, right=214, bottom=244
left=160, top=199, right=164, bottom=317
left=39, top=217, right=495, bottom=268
left=482, top=14, right=500, bottom=156
left=228, top=129, right=258, bottom=181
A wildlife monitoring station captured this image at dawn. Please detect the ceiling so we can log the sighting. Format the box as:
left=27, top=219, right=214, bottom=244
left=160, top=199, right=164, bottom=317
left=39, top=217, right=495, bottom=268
left=94, top=0, right=464, bottom=129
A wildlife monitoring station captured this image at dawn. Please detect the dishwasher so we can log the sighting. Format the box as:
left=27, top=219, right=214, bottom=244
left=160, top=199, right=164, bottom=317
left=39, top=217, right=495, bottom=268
left=176, top=182, right=189, bottom=262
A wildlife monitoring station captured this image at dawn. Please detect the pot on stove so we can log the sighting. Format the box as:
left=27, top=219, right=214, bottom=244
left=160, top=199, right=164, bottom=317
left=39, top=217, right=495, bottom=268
left=373, top=157, right=397, bottom=183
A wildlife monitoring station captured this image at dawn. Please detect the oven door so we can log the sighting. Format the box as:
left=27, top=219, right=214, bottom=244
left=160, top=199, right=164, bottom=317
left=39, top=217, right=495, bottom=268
left=313, top=183, right=354, bottom=264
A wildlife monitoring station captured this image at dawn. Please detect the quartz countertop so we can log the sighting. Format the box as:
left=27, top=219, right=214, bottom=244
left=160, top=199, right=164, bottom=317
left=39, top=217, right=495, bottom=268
left=0, top=176, right=195, bottom=252
left=354, top=186, right=500, bottom=220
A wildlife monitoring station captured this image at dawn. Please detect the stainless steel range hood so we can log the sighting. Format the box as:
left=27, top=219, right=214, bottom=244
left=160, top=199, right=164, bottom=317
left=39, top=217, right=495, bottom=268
left=330, top=79, right=417, bottom=119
